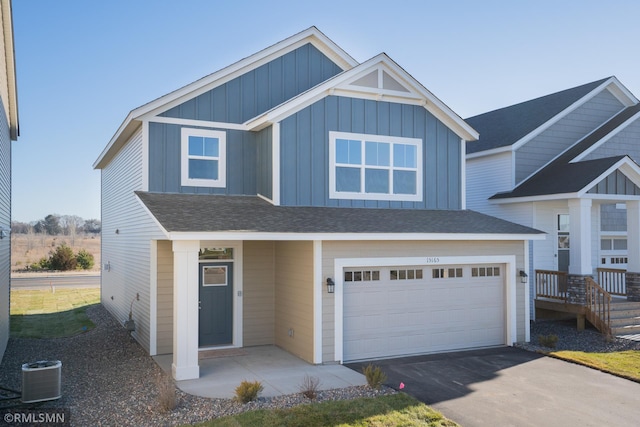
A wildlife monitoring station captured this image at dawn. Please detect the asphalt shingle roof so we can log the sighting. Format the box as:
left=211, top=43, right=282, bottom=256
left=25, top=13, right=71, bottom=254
left=465, top=77, right=610, bottom=154
left=135, top=192, right=543, bottom=236
left=490, top=156, right=626, bottom=200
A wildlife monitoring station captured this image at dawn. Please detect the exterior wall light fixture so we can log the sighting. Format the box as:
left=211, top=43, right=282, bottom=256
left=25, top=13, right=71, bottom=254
left=519, top=270, right=528, bottom=283
left=326, top=278, right=335, bottom=294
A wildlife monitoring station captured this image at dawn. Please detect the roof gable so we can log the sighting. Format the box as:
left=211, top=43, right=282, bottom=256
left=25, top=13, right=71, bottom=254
left=466, top=77, right=637, bottom=156
left=246, top=53, right=478, bottom=141
left=490, top=155, right=640, bottom=202
left=94, top=26, right=357, bottom=169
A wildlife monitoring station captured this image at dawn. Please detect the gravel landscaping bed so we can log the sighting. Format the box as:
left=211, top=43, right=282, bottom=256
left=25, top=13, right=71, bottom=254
left=516, top=318, right=640, bottom=353
left=0, top=304, right=394, bottom=426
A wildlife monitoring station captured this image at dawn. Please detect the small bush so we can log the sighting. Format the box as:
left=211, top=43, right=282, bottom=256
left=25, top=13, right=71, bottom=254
left=538, top=334, right=559, bottom=349
left=29, top=257, right=50, bottom=270
left=299, top=374, right=320, bottom=400
left=362, top=364, right=387, bottom=389
left=76, top=249, right=95, bottom=270
left=48, top=244, right=77, bottom=271
left=235, top=380, right=263, bottom=403
left=156, top=374, right=177, bottom=412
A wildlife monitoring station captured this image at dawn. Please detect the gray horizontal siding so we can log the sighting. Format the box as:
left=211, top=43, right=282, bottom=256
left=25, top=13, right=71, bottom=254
left=148, top=122, right=257, bottom=195
left=516, top=89, right=625, bottom=183
left=583, top=116, right=640, bottom=164
left=160, top=43, right=343, bottom=123
left=0, top=99, right=10, bottom=359
left=280, top=96, right=462, bottom=209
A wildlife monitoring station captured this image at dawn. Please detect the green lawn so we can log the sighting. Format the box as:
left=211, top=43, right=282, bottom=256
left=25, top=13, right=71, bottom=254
left=10, top=287, right=100, bottom=338
left=550, top=350, right=640, bottom=382
left=193, top=393, right=458, bottom=427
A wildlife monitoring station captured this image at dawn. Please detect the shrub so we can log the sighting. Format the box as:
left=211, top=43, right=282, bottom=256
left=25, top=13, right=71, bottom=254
left=538, top=334, right=559, bottom=349
left=48, top=244, right=77, bottom=271
left=29, top=257, right=50, bottom=270
left=234, top=380, right=263, bottom=403
left=362, top=364, right=387, bottom=389
left=76, top=249, right=95, bottom=270
left=299, top=374, right=321, bottom=400
left=156, top=374, right=177, bottom=412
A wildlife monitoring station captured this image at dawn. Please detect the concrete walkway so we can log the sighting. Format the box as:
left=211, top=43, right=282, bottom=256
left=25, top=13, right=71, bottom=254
left=154, top=346, right=367, bottom=399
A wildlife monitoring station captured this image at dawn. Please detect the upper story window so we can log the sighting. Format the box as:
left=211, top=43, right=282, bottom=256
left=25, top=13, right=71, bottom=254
left=181, top=128, right=226, bottom=188
left=329, top=131, right=423, bottom=202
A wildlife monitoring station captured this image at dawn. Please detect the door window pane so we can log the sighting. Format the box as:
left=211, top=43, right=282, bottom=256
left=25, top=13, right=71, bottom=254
left=203, top=266, right=227, bottom=287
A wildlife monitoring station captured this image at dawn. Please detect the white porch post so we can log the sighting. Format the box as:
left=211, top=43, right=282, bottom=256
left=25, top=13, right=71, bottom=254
left=172, top=240, right=200, bottom=380
left=568, top=198, right=592, bottom=275
left=627, top=201, right=640, bottom=272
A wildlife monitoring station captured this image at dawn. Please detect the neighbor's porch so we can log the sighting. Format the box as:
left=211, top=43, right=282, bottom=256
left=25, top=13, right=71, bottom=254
left=534, top=268, right=640, bottom=338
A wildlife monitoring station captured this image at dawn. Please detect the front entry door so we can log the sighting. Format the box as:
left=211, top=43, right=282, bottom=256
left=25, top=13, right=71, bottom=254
left=557, top=214, right=570, bottom=272
left=199, top=262, right=233, bottom=346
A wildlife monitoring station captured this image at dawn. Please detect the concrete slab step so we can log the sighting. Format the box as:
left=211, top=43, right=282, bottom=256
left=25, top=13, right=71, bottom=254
left=610, top=316, right=640, bottom=327
left=612, top=324, right=640, bottom=336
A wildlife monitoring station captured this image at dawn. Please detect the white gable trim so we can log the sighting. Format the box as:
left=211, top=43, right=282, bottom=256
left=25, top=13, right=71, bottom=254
left=572, top=110, right=640, bottom=163
left=245, top=53, right=479, bottom=142
left=491, top=157, right=640, bottom=204
left=512, top=77, right=634, bottom=152
left=94, top=27, right=357, bottom=169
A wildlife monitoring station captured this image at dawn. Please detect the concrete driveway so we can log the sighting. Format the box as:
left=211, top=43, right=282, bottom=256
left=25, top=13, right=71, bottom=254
left=347, top=347, right=640, bottom=427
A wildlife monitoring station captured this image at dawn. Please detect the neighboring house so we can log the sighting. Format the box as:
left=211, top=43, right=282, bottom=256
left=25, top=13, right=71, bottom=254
left=94, top=27, right=542, bottom=380
left=0, top=0, right=19, bottom=362
left=466, top=77, right=640, bottom=325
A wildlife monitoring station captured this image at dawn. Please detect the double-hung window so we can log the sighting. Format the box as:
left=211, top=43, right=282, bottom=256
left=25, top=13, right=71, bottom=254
left=181, top=128, right=226, bottom=188
left=329, top=131, right=422, bottom=201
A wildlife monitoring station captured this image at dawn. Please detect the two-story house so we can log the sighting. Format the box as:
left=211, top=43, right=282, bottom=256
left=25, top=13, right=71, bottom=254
left=94, top=27, right=542, bottom=380
left=466, top=77, right=640, bottom=333
left=0, top=0, right=19, bottom=362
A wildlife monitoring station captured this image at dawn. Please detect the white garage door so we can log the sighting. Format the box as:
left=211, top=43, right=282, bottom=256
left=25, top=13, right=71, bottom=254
left=343, top=264, right=505, bottom=361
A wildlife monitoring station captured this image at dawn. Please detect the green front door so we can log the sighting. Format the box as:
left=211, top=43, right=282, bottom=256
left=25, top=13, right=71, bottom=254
left=199, top=262, right=233, bottom=346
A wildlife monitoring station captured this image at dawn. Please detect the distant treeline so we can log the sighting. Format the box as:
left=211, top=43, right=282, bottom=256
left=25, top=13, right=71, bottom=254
left=11, top=214, right=101, bottom=235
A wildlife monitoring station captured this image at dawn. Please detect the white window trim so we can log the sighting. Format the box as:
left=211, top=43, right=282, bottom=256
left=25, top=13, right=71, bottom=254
left=329, top=131, right=423, bottom=202
left=181, top=128, right=227, bottom=188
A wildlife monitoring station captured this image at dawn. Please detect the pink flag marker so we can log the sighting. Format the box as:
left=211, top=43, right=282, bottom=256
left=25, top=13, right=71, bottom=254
left=399, top=382, right=405, bottom=389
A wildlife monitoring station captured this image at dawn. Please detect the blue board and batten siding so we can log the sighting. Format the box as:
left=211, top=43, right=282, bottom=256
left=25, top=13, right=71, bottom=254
left=256, top=126, right=273, bottom=200
left=160, top=43, right=343, bottom=124
left=148, top=122, right=258, bottom=195
left=279, top=96, right=463, bottom=209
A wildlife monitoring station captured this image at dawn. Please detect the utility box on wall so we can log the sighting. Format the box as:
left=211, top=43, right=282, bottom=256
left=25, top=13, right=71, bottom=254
left=21, top=360, right=62, bottom=403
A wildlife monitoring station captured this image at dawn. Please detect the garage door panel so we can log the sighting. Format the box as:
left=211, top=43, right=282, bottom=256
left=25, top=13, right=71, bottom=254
left=343, top=264, right=505, bottom=361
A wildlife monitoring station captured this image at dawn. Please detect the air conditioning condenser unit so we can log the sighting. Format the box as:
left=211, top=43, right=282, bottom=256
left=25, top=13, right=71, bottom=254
left=21, top=360, right=62, bottom=403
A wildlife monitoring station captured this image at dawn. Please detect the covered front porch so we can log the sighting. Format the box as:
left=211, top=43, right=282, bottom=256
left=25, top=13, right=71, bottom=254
left=156, top=239, right=323, bottom=381
left=154, top=346, right=366, bottom=399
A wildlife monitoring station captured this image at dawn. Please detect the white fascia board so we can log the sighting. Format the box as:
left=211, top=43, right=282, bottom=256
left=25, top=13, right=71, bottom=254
left=576, top=157, right=640, bottom=198
left=246, top=53, right=479, bottom=141
left=134, top=195, right=170, bottom=239
left=94, top=27, right=357, bottom=169
left=572, top=111, right=640, bottom=163
left=147, top=116, right=249, bottom=131
left=1, top=0, right=18, bottom=139
left=512, top=77, right=624, bottom=152
left=93, top=118, right=142, bottom=169
left=490, top=192, right=582, bottom=204
left=606, top=76, right=638, bottom=106
left=166, top=231, right=545, bottom=241
left=465, top=144, right=513, bottom=160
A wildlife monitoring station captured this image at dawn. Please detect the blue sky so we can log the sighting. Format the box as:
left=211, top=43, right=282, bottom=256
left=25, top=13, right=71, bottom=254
left=10, top=0, right=640, bottom=222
